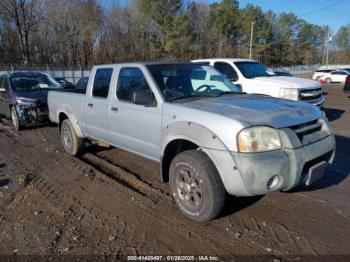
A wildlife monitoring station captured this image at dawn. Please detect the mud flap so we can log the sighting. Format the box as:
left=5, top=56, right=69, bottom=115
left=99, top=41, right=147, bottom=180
left=304, top=161, right=328, bottom=186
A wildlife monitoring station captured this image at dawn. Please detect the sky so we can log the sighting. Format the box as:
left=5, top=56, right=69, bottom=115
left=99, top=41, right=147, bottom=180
left=102, top=0, right=350, bottom=34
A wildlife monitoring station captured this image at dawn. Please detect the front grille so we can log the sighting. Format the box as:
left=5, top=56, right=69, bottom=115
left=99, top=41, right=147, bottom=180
left=300, top=88, right=322, bottom=102
left=289, top=119, right=322, bottom=140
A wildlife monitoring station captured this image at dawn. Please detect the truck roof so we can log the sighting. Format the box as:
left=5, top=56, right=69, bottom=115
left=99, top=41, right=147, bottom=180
left=192, top=58, right=257, bottom=63
left=94, top=61, right=194, bottom=67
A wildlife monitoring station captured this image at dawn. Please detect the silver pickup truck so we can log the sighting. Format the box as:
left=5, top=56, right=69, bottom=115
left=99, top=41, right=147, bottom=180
left=48, top=62, right=335, bottom=222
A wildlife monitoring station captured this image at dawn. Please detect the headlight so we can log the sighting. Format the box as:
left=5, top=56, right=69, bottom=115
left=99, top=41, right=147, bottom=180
left=237, top=126, right=281, bottom=153
left=16, top=97, right=37, bottom=107
left=279, top=88, right=299, bottom=100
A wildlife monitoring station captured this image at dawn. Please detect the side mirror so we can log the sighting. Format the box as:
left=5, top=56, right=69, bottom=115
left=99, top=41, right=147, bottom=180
left=132, top=90, right=155, bottom=106
left=0, top=88, right=6, bottom=92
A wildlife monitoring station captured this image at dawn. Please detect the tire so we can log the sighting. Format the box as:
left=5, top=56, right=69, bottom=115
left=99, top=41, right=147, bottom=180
left=60, top=119, right=83, bottom=156
left=169, top=150, right=226, bottom=222
left=11, top=107, right=21, bottom=131
left=316, top=76, right=321, bottom=81
left=325, top=78, right=332, bottom=84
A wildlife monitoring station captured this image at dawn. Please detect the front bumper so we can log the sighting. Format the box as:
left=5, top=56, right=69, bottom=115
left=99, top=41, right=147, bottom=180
left=204, top=118, right=336, bottom=197
left=15, top=104, right=49, bottom=126
left=233, top=134, right=335, bottom=195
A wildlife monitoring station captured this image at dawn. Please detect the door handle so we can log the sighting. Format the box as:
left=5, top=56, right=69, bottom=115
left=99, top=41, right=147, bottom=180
left=87, top=103, right=93, bottom=108
left=111, top=107, right=118, bottom=112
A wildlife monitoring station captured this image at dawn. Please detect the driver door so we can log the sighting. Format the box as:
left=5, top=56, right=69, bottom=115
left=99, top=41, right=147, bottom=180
left=108, top=67, right=162, bottom=160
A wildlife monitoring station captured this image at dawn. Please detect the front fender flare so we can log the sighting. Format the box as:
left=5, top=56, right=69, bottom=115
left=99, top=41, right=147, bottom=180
left=161, top=121, right=248, bottom=195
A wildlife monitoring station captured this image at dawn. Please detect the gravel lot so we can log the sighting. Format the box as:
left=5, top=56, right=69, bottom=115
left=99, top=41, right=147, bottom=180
left=0, top=83, right=349, bottom=259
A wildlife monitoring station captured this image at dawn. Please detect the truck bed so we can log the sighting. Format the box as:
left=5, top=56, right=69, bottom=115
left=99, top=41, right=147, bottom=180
left=48, top=88, right=86, bottom=126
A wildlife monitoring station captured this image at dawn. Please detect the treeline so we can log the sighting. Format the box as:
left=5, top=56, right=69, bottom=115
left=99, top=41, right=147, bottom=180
left=0, top=0, right=349, bottom=67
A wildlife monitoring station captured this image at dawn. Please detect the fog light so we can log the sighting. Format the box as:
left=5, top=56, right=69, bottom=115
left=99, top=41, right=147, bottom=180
left=267, top=175, right=280, bottom=190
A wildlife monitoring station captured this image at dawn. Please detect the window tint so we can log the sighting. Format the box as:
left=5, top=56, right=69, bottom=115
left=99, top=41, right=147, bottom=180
left=117, top=68, right=151, bottom=102
left=213, top=62, right=237, bottom=79
left=92, top=69, right=113, bottom=98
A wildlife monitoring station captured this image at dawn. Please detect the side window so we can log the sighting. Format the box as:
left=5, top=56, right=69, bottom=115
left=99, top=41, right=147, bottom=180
left=92, top=68, right=113, bottom=98
left=213, top=62, right=238, bottom=80
left=0, top=77, right=3, bottom=89
left=117, top=68, right=151, bottom=102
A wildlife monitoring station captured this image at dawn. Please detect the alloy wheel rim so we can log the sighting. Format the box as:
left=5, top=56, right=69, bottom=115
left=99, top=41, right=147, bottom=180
left=175, top=168, right=202, bottom=209
left=62, top=125, right=72, bottom=152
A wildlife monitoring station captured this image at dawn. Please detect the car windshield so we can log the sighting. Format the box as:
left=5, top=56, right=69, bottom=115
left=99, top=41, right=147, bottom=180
left=147, top=64, right=240, bottom=102
left=10, top=74, right=62, bottom=91
left=234, top=61, right=271, bottom=78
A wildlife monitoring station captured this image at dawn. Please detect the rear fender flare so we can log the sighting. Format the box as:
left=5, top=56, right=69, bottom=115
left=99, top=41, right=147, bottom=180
left=58, top=111, right=84, bottom=138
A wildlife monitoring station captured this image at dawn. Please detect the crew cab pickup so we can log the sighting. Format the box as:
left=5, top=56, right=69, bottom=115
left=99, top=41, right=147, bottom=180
left=48, top=62, right=335, bottom=221
left=192, top=59, right=325, bottom=108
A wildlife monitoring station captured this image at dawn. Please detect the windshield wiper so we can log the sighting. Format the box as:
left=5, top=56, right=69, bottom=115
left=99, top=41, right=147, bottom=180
left=169, top=93, right=219, bottom=102
left=218, top=91, right=243, bottom=95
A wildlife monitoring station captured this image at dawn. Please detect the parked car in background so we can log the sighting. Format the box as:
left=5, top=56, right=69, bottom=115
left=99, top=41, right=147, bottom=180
left=55, top=77, right=75, bottom=89
left=312, top=69, right=334, bottom=81
left=48, top=62, right=335, bottom=222
left=273, top=71, right=294, bottom=77
left=0, top=72, right=61, bottom=130
left=75, top=77, right=89, bottom=90
left=344, top=75, right=350, bottom=94
left=192, top=58, right=324, bottom=108
left=320, top=70, right=350, bottom=84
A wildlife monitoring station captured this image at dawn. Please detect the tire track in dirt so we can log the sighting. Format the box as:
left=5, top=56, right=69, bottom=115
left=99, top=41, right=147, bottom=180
left=0, top=125, right=263, bottom=255
left=3, top=122, right=349, bottom=255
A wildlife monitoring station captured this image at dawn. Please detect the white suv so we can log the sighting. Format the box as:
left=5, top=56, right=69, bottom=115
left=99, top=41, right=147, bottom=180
left=192, top=58, right=324, bottom=108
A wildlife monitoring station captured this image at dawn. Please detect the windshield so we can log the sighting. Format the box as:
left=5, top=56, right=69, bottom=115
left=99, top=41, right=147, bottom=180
left=235, top=61, right=270, bottom=78
left=10, top=74, right=62, bottom=91
left=147, top=64, right=240, bottom=102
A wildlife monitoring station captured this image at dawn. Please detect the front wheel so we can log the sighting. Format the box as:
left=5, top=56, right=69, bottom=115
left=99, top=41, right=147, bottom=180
left=60, top=119, right=83, bottom=156
left=169, top=150, right=226, bottom=222
left=325, top=78, right=332, bottom=84
left=11, top=107, right=21, bottom=131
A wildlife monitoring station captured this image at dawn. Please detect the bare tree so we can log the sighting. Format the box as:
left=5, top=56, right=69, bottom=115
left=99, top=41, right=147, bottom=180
left=0, top=0, right=43, bottom=64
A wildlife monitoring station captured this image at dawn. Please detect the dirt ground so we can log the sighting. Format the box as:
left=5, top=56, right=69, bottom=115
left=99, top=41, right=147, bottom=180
left=0, top=84, right=349, bottom=260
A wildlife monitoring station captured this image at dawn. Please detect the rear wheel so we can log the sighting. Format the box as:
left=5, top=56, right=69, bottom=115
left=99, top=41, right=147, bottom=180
left=316, top=76, right=321, bottom=81
left=169, top=150, right=226, bottom=222
left=325, top=78, right=332, bottom=84
left=11, top=107, right=21, bottom=131
left=60, top=119, right=83, bottom=156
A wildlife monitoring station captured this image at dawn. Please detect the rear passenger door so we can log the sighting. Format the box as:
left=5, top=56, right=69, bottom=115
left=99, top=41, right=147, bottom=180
left=85, top=68, right=114, bottom=142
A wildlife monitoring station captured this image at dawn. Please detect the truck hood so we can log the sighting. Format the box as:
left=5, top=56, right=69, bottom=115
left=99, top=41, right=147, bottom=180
left=248, top=76, right=320, bottom=89
left=13, top=89, right=49, bottom=102
left=181, top=94, right=321, bottom=128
